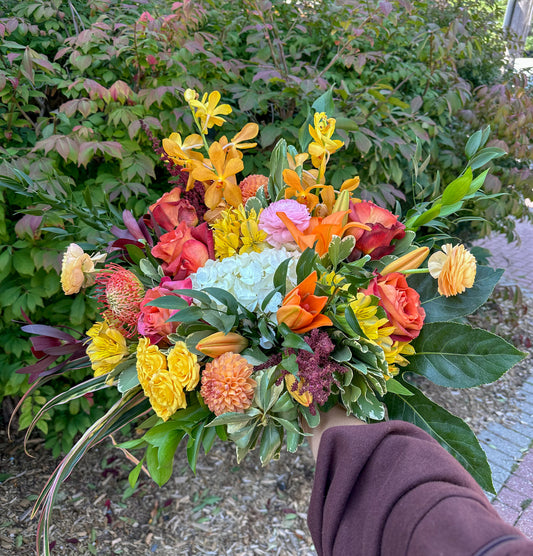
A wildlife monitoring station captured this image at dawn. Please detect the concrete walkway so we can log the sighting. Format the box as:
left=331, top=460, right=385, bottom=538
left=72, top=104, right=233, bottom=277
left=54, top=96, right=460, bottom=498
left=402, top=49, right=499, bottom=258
left=474, top=214, right=533, bottom=538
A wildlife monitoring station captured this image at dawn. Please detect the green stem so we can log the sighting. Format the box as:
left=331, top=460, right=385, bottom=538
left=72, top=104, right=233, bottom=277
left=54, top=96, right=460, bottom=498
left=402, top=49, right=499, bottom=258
left=400, top=268, right=430, bottom=275
left=190, top=109, right=210, bottom=154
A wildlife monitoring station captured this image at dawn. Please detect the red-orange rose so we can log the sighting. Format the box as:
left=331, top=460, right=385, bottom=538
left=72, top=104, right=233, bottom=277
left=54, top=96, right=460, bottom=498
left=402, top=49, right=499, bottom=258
left=151, top=222, right=209, bottom=279
left=347, top=200, right=406, bottom=260
left=363, top=272, right=425, bottom=341
left=146, top=187, right=198, bottom=232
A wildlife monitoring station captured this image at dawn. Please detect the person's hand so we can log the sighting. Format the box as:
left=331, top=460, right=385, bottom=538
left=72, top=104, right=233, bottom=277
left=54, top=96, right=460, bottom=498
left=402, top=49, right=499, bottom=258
left=302, top=405, right=364, bottom=461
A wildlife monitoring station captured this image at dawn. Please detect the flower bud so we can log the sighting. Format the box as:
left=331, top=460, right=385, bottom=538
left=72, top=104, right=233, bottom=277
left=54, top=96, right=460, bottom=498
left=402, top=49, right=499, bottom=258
left=381, top=246, right=430, bottom=275
left=184, top=88, right=198, bottom=103
left=196, top=332, right=248, bottom=358
left=332, top=189, right=350, bottom=215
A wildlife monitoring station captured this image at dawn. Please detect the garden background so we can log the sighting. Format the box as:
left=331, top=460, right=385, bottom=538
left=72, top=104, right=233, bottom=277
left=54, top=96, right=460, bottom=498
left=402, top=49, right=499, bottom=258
left=0, top=0, right=532, bottom=554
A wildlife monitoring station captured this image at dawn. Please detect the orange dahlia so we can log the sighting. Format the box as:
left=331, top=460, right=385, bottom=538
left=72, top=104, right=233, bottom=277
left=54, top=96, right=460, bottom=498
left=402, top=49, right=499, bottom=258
left=239, top=174, right=269, bottom=204
left=95, top=264, right=145, bottom=336
left=200, top=352, right=256, bottom=416
left=428, top=244, right=476, bottom=297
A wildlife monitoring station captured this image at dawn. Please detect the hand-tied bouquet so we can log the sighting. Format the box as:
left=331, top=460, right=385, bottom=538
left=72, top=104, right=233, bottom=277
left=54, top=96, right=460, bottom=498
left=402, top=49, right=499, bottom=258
left=19, top=89, right=525, bottom=554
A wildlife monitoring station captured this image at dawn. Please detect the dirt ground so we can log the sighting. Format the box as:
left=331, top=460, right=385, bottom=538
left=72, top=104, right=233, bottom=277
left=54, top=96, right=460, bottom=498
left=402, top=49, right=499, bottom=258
left=1, top=285, right=532, bottom=556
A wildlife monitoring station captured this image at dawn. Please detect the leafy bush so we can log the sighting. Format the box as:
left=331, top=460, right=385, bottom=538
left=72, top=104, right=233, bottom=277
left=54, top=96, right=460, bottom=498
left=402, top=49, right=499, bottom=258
left=1, top=0, right=530, bottom=451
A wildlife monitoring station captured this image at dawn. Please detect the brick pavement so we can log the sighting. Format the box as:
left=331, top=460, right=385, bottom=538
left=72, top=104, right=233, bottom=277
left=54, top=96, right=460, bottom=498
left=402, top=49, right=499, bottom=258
left=474, top=214, right=533, bottom=538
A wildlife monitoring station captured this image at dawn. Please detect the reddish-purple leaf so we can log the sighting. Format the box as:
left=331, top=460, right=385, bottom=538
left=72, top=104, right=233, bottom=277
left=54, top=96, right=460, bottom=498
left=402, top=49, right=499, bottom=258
left=21, top=325, right=78, bottom=342
left=252, top=69, right=282, bottom=83
left=379, top=1, right=393, bottom=16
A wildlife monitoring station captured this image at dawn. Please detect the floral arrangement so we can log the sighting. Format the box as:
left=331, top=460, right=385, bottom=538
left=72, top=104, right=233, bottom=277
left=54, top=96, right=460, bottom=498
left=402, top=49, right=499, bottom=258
left=18, top=89, right=524, bottom=555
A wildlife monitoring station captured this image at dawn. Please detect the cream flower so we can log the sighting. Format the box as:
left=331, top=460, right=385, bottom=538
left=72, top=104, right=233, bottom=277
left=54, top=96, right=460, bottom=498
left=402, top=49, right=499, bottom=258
left=60, top=243, right=106, bottom=295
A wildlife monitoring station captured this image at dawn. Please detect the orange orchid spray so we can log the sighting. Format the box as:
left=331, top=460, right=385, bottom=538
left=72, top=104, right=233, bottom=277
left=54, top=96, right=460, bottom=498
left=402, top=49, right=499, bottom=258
left=276, top=211, right=370, bottom=257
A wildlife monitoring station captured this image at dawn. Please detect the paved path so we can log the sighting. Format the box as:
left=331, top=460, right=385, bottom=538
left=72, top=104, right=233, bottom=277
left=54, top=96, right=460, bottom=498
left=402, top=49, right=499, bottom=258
left=474, top=212, right=533, bottom=538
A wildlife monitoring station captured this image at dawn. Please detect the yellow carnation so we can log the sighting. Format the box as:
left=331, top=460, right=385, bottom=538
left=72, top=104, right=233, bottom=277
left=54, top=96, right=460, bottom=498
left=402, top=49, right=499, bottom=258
left=60, top=243, right=106, bottom=295
left=167, top=341, right=200, bottom=391
left=86, top=321, right=129, bottom=377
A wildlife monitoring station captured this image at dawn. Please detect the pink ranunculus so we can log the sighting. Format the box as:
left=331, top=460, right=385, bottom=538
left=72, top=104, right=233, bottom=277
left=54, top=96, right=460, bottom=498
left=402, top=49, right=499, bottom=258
left=259, top=199, right=311, bottom=248
left=346, top=200, right=406, bottom=260
left=151, top=222, right=209, bottom=279
left=146, top=187, right=198, bottom=232
left=363, top=272, right=425, bottom=342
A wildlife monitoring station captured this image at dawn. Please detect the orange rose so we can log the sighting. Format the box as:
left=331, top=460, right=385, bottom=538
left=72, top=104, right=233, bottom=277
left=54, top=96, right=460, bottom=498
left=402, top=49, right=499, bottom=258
left=363, top=272, right=425, bottom=341
left=147, top=187, right=198, bottom=232
left=151, top=222, right=209, bottom=279
left=277, top=271, right=332, bottom=334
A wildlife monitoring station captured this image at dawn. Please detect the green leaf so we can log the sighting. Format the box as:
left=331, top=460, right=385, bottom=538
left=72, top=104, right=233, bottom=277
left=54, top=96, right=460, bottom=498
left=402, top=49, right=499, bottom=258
left=167, top=306, right=203, bottom=322
left=117, top=364, right=140, bottom=393
left=465, top=130, right=483, bottom=159
left=300, top=405, right=320, bottom=428
left=296, top=248, right=317, bottom=282
left=409, top=266, right=503, bottom=323
left=441, top=168, right=472, bottom=206
left=469, top=147, right=506, bottom=170
left=259, top=424, right=282, bottom=465
left=465, top=169, right=489, bottom=197
left=405, top=204, right=442, bottom=230
left=186, top=421, right=206, bottom=473
left=352, top=131, right=372, bottom=154
left=261, top=124, right=282, bottom=148
left=169, top=289, right=212, bottom=306
left=128, top=460, right=144, bottom=488
left=326, top=235, right=355, bottom=267
left=273, top=257, right=292, bottom=296
left=13, top=250, right=35, bottom=275
left=203, top=287, right=239, bottom=314
left=207, top=412, right=254, bottom=427
left=281, top=331, right=313, bottom=352
left=144, top=421, right=180, bottom=446
left=407, top=322, right=526, bottom=388
left=385, top=381, right=494, bottom=492
left=385, top=378, right=414, bottom=396
left=145, top=295, right=190, bottom=310
left=125, top=245, right=146, bottom=265
left=344, top=305, right=365, bottom=338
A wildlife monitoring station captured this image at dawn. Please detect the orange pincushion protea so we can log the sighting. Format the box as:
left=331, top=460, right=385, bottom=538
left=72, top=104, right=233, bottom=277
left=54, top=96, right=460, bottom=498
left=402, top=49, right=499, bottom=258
left=200, top=352, right=256, bottom=416
left=239, top=174, right=269, bottom=203
left=95, top=264, right=145, bottom=337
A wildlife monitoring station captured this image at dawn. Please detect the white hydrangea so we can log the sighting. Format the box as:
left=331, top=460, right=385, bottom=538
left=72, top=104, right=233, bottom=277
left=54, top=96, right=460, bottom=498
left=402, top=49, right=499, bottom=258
left=190, top=247, right=299, bottom=313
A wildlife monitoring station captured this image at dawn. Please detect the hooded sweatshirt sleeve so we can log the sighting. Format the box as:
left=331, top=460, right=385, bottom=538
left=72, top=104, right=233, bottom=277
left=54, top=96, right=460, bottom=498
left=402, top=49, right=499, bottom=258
left=308, top=421, right=532, bottom=556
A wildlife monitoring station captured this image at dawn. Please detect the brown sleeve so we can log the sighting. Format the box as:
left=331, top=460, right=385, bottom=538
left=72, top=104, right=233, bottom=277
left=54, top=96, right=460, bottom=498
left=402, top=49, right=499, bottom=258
left=307, top=421, right=533, bottom=556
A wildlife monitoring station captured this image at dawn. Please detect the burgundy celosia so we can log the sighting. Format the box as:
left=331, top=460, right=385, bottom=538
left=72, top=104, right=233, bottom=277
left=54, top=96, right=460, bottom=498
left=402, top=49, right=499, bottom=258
left=293, top=330, right=348, bottom=411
